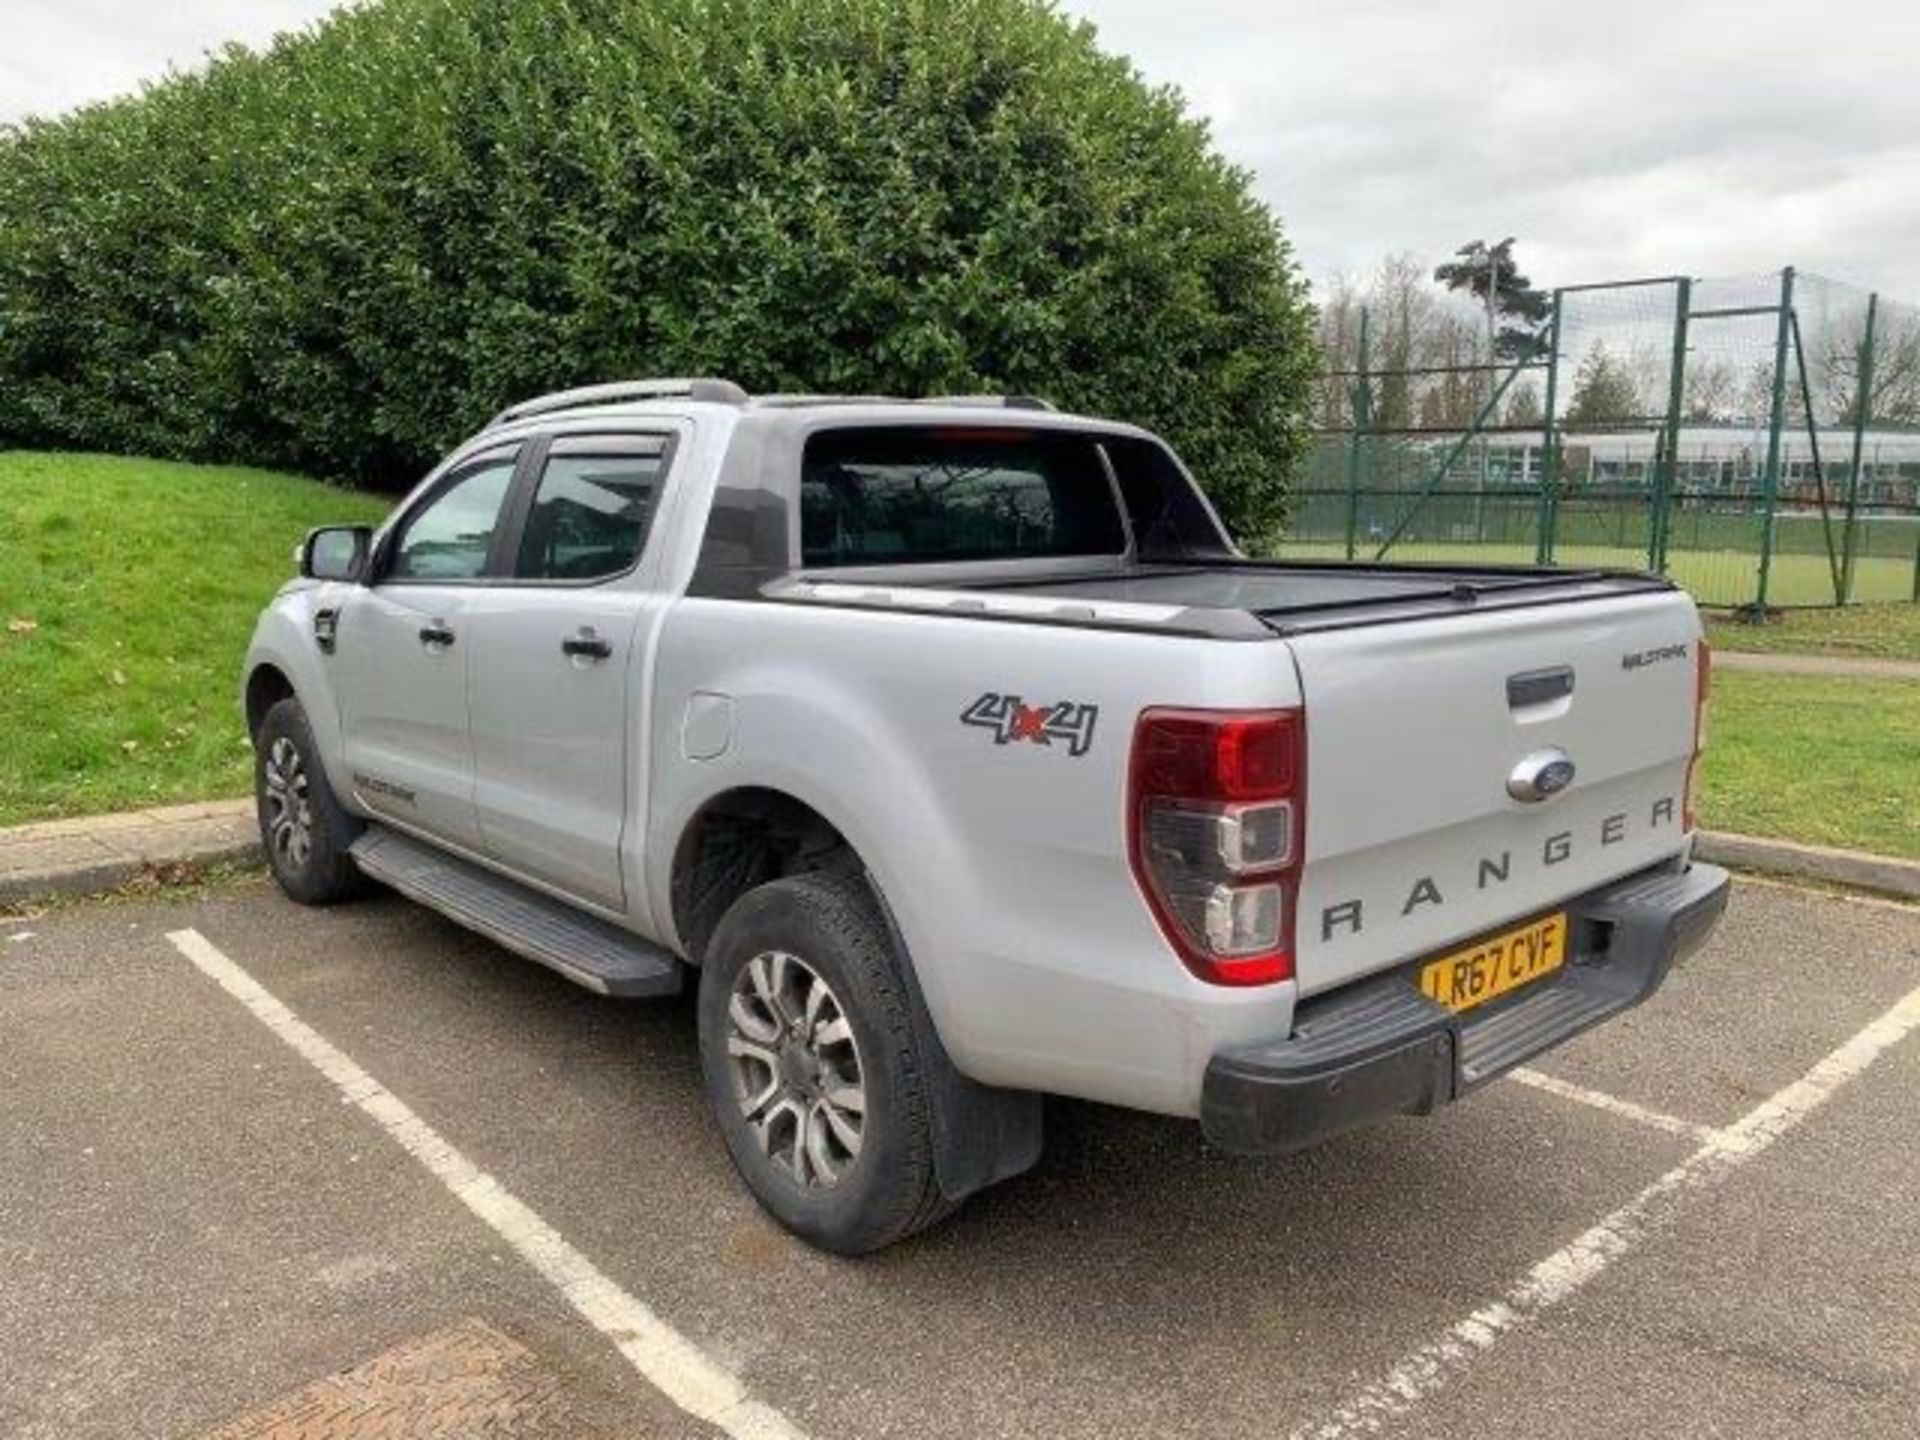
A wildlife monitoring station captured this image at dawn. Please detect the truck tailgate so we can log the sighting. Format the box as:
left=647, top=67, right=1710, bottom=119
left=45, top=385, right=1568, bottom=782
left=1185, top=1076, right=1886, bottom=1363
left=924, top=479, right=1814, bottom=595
left=1287, top=589, right=1702, bottom=997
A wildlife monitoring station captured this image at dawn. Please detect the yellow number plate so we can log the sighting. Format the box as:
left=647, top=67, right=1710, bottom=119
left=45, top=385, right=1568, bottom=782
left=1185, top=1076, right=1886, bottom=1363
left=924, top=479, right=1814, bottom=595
left=1419, top=913, right=1567, bottom=1013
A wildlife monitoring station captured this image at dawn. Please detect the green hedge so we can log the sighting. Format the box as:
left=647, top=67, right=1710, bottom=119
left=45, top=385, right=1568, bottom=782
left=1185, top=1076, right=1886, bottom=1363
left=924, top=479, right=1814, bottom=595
left=0, top=0, right=1314, bottom=533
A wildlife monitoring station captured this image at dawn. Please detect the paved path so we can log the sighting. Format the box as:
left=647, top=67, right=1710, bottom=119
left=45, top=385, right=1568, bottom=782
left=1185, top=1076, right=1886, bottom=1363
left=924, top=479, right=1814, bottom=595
left=0, top=798, right=256, bottom=903
left=1715, top=649, right=1920, bottom=680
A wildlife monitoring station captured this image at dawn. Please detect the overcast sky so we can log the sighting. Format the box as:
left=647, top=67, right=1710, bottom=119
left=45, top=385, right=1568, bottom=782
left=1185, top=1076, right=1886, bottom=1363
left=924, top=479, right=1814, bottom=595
left=3, top=0, right=1917, bottom=297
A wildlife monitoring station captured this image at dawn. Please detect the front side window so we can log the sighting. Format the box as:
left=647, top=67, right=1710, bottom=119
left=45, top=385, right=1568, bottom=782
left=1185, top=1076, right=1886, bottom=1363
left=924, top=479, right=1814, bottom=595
left=800, top=427, right=1128, bottom=567
left=388, top=450, right=520, bottom=581
left=515, top=438, right=666, bottom=582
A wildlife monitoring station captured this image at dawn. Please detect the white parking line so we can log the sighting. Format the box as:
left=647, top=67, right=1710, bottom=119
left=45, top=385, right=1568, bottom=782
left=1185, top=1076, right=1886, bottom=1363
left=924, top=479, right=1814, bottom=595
left=1292, top=980, right=1920, bottom=1440
left=166, top=927, right=808, bottom=1440
left=1506, top=1066, right=1720, bottom=1144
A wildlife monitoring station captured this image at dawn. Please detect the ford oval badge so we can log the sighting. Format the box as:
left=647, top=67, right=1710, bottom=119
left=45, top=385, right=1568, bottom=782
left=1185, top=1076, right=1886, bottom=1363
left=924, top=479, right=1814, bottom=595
left=1508, top=748, right=1577, bottom=803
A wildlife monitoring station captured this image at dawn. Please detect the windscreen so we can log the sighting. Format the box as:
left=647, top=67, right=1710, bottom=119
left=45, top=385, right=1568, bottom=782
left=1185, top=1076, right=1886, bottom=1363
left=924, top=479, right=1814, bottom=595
left=800, top=427, right=1130, bottom=567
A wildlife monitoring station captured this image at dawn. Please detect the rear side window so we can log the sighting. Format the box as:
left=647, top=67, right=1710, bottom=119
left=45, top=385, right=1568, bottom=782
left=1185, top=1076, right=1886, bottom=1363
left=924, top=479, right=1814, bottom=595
left=515, top=437, right=667, bottom=582
left=800, top=428, right=1128, bottom=567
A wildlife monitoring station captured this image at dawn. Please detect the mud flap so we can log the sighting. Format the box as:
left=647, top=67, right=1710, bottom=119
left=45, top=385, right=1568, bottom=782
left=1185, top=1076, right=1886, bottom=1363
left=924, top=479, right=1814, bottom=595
left=865, top=876, right=1045, bottom=1202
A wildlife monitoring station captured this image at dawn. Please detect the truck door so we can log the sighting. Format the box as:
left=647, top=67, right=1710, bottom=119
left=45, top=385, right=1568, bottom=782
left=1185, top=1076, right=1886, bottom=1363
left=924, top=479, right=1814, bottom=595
left=333, top=444, right=525, bottom=852
left=464, top=431, right=678, bottom=912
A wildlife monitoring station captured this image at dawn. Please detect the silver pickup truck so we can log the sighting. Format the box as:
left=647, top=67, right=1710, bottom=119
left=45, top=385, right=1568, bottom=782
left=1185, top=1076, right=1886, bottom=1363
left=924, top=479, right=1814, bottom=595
left=244, top=378, right=1730, bottom=1253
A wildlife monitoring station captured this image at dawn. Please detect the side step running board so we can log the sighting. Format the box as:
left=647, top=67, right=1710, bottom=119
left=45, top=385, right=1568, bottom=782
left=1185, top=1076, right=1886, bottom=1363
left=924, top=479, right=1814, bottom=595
left=350, top=827, right=683, bottom=998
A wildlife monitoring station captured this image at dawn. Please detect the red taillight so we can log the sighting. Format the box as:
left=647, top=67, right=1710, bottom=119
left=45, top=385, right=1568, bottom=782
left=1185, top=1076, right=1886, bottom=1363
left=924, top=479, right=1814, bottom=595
left=1128, top=708, right=1305, bottom=986
left=1684, top=639, right=1712, bottom=831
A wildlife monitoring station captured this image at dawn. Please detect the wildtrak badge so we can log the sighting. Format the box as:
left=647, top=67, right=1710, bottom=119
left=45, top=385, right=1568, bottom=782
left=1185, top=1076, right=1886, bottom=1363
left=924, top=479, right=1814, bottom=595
left=1622, top=643, right=1689, bottom=671
left=352, top=771, right=417, bottom=806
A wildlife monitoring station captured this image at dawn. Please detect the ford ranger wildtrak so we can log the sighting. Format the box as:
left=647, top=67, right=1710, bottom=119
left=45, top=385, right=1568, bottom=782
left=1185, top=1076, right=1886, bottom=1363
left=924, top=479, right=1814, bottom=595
left=243, top=379, right=1729, bottom=1253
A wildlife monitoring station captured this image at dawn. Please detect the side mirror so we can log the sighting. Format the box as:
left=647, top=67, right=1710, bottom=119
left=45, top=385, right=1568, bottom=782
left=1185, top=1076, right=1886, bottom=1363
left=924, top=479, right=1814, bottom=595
left=300, top=525, right=372, bottom=582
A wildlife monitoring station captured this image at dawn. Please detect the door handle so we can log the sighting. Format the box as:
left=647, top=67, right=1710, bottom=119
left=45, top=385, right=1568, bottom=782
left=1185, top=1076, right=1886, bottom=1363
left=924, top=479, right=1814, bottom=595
left=418, top=623, right=456, bottom=648
left=562, top=632, right=613, bottom=660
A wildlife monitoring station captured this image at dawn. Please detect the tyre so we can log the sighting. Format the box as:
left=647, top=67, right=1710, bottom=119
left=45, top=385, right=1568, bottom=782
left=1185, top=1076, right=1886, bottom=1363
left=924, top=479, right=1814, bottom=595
left=254, top=696, right=366, bottom=906
left=698, top=871, right=953, bottom=1254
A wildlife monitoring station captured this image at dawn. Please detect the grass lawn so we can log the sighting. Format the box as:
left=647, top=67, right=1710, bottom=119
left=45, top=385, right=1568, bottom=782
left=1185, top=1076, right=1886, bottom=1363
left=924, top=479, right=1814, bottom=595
left=1702, top=672, right=1920, bottom=859
left=1704, top=603, right=1920, bottom=663
left=0, top=452, right=389, bottom=826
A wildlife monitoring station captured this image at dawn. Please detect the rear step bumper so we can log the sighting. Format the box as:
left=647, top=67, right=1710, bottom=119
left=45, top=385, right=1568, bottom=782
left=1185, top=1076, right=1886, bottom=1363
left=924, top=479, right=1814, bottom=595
left=1199, top=861, right=1731, bottom=1155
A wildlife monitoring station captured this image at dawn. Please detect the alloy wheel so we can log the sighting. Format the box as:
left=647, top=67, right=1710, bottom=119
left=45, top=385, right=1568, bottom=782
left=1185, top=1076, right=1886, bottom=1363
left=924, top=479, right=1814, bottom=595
left=724, top=950, right=867, bottom=1188
left=263, top=735, right=314, bottom=871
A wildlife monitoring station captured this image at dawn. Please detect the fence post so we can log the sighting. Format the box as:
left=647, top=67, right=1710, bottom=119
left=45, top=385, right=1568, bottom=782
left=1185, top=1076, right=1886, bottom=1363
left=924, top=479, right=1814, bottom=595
left=1754, top=266, right=1796, bottom=614
left=1841, top=292, right=1877, bottom=604
left=1535, top=289, right=1564, bottom=565
left=1652, top=277, right=1691, bottom=572
left=1345, top=306, right=1371, bottom=561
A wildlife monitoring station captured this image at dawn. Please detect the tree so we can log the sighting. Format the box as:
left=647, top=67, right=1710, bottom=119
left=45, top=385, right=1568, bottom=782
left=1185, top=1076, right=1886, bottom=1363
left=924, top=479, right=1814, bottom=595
left=1434, top=238, right=1552, bottom=361
left=1875, top=319, right=1920, bottom=423
left=1683, top=358, right=1740, bottom=422
left=1816, top=308, right=1920, bottom=426
left=0, top=0, right=1316, bottom=538
left=1316, top=252, right=1488, bottom=432
left=1739, top=359, right=1808, bottom=428
left=1565, top=343, right=1642, bottom=426
left=1504, top=381, right=1543, bottom=428
left=1370, top=253, right=1434, bottom=432
left=1414, top=313, right=1486, bottom=430
left=1314, top=271, right=1364, bottom=428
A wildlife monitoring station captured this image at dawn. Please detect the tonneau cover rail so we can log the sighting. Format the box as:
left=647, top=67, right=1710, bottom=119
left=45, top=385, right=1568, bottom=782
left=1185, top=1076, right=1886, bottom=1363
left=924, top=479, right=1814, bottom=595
left=758, top=562, right=1678, bottom=641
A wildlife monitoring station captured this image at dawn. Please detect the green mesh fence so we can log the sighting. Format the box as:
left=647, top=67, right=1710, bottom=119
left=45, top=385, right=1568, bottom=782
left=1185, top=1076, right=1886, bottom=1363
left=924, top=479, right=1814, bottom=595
left=1282, top=268, right=1920, bottom=611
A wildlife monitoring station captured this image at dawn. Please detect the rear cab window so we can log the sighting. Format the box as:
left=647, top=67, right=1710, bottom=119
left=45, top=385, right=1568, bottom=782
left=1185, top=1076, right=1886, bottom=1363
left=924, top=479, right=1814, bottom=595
left=800, top=428, right=1129, bottom=568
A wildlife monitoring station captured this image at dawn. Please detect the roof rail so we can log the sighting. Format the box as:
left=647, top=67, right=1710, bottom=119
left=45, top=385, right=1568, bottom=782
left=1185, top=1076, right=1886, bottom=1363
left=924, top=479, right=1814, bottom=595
left=750, top=393, right=901, bottom=409
left=487, top=378, right=749, bottom=429
left=915, top=394, right=1057, bottom=412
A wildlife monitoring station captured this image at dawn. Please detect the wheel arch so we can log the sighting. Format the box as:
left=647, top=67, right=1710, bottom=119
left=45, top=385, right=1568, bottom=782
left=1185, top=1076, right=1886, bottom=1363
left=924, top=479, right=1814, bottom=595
left=244, top=661, right=296, bottom=741
left=668, top=785, right=863, bottom=967
left=672, top=782, right=1044, bottom=1206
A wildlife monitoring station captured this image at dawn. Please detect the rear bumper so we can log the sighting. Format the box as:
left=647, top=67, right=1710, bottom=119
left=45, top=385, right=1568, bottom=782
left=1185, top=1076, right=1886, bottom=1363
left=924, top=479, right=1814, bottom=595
left=1199, top=861, right=1731, bottom=1154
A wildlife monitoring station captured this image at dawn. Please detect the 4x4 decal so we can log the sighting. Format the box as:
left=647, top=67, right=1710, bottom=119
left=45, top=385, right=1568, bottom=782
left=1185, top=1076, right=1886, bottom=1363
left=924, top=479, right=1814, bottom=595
left=960, top=693, right=1099, bottom=756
